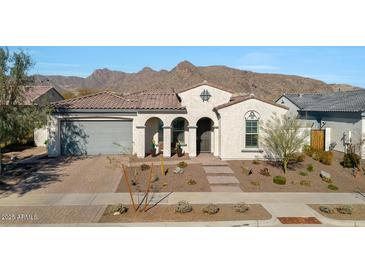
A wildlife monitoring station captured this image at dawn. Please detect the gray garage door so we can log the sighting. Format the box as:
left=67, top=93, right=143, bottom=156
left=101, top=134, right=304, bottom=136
left=60, top=120, right=132, bottom=156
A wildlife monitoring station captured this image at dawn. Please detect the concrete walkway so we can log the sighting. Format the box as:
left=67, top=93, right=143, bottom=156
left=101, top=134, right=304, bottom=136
left=1, top=192, right=365, bottom=226
left=195, top=154, right=242, bottom=192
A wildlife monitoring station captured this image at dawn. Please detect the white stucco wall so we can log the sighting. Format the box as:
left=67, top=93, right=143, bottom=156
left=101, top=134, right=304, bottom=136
left=218, top=99, right=287, bottom=159
left=217, top=98, right=288, bottom=160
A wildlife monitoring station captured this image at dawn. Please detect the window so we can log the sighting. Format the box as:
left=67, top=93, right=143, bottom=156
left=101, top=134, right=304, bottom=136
left=172, top=118, right=185, bottom=144
left=245, top=120, right=258, bottom=148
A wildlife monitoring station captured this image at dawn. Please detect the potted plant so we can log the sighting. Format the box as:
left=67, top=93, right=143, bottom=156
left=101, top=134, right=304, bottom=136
left=150, top=140, right=157, bottom=157
left=175, top=141, right=183, bottom=157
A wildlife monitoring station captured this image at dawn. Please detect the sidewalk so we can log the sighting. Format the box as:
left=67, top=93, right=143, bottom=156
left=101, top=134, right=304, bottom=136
left=1, top=192, right=365, bottom=226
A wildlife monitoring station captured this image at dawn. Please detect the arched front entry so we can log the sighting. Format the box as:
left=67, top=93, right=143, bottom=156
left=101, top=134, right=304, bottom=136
left=197, top=117, right=213, bottom=154
left=145, top=117, right=163, bottom=156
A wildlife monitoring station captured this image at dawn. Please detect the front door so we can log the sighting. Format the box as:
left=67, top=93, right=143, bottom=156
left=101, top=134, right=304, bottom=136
left=197, top=118, right=212, bottom=153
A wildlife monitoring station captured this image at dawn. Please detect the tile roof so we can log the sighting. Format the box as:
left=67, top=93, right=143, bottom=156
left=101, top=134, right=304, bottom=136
left=53, top=90, right=185, bottom=110
left=214, top=94, right=289, bottom=111
left=283, top=90, right=365, bottom=112
left=24, top=86, right=55, bottom=104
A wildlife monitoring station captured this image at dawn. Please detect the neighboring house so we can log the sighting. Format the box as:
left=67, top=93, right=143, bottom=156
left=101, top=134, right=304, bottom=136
left=24, top=86, right=64, bottom=146
left=48, top=82, right=288, bottom=159
left=276, top=90, right=365, bottom=158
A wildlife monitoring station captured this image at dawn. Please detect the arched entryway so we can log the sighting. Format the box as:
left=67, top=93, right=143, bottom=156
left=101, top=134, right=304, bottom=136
left=197, top=117, right=213, bottom=154
left=145, top=117, right=163, bottom=156
left=171, top=117, right=189, bottom=156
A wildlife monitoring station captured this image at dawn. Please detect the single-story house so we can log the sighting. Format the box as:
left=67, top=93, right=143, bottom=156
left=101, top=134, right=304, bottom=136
left=24, top=86, right=64, bottom=146
left=48, top=82, right=288, bottom=159
left=276, top=90, right=365, bottom=158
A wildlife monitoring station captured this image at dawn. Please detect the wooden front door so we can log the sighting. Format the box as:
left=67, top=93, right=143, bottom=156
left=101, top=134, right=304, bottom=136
left=197, top=118, right=212, bottom=153
left=311, top=130, right=325, bottom=150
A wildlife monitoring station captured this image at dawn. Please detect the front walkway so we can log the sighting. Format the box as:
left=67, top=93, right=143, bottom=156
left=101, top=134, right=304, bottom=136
left=1, top=192, right=365, bottom=226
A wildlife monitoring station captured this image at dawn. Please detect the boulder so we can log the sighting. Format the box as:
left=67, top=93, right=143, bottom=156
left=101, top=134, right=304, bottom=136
left=320, top=170, right=331, bottom=180
left=173, top=167, right=184, bottom=174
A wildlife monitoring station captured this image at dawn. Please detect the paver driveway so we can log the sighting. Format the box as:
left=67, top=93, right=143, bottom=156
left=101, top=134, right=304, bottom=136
left=21, top=155, right=127, bottom=194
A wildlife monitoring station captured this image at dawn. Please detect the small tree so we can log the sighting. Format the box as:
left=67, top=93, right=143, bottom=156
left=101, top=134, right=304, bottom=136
left=262, top=113, right=309, bottom=174
left=0, top=47, right=51, bottom=174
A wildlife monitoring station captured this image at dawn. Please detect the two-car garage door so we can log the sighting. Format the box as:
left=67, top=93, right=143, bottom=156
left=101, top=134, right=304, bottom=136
left=60, top=120, right=132, bottom=156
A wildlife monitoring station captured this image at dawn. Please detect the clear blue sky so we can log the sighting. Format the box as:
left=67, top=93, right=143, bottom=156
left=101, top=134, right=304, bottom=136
left=8, top=46, right=365, bottom=88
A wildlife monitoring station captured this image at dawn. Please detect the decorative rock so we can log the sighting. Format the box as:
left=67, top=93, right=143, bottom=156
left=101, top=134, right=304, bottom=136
left=173, top=167, right=184, bottom=174
left=233, top=203, right=250, bottom=213
left=113, top=211, right=121, bottom=216
left=336, top=205, right=353, bottom=215
left=175, top=200, right=192, bottom=213
left=320, top=170, right=331, bottom=181
left=319, top=206, right=334, bottom=214
left=202, top=204, right=220, bottom=215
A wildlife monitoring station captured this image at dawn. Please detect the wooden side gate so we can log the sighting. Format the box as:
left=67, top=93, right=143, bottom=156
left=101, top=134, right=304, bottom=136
left=311, top=129, right=325, bottom=150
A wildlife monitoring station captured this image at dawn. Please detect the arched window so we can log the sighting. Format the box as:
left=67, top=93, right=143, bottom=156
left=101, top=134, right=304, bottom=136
left=172, top=118, right=187, bottom=144
left=244, top=111, right=260, bottom=148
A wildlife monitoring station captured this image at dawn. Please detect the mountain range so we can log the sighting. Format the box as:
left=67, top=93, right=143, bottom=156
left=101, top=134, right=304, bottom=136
left=35, top=61, right=361, bottom=100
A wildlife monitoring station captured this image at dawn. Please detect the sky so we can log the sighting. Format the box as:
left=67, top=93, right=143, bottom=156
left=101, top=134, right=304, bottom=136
left=7, top=46, right=365, bottom=88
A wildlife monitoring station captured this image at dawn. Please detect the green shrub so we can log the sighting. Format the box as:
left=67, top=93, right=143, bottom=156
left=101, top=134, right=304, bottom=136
left=252, top=160, right=260, bottom=165
left=299, top=171, right=308, bottom=176
left=187, top=179, right=197, bottom=185
left=327, top=184, right=339, bottom=191
left=342, top=153, right=360, bottom=168
left=303, top=145, right=314, bottom=157
left=177, top=161, right=188, bottom=168
left=299, top=180, right=311, bottom=187
left=306, top=164, right=314, bottom=172
left=320, top=151, right=333, bottom=165
left=273, top=176, right=286, bottom=185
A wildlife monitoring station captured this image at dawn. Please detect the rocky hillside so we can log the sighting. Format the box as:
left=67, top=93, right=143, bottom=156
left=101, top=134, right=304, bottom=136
left=35, top=61, right=361, bottom=100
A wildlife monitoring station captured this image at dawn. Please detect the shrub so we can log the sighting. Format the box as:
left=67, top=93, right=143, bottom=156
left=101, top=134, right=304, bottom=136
left=303, top=145, right=314, bottom=157
left=319, top=206, right=334, bottom=214
left=327, top=184, right=339, bottom=191
left=306, top=164, right=314, bottom=172
left=336, top=205, right=353, bottom=215
left=342, top=152, right=360, bottom=168
left=259, top=167, right=270, bottom=176
left=233, top=203, right=250, bottom=213
left=175, top=201, right=192, bottom=213
left=321, top=177, right=332, bottom=184
left=320, top=151, right=333, bottom=165
left=312, top=150, right=323, bottom=161
left=202, top=204, right=220, bottom=215
left=140, top=164, right=150, bottom=171
left=252, top=160, right=260, bottom=165
left=295, top=153, right=305, bottom=163
left=299, top=180, right=311, bottom=186
left=299, top=171, right=308, bottom=176
left=187, top=179, right=197, bottom=185
left=177, top=161, right=188, bottom=168
left=273, top=176, right=286, bottom=185
left=250, top=181, right=261, bottom=186
left=241, top=166, right=250, bottom=176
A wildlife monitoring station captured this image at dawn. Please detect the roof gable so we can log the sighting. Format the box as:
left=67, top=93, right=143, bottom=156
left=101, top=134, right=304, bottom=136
left=214, top=94, right=289, bottom=111
left=177, top=81, right=237, bottom=94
